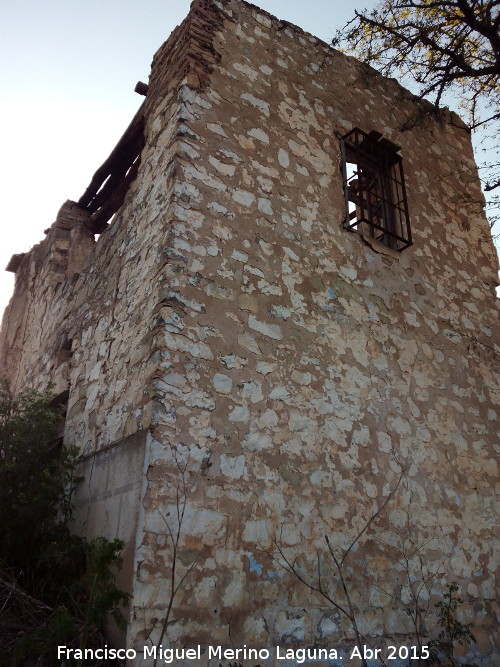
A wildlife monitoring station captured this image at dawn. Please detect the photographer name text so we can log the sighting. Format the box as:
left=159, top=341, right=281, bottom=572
left=58, top=643, right=430, bottom=664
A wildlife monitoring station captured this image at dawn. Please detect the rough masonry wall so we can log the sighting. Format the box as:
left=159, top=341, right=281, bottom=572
left=0, top=201, right=94, bottom=396
left=0, top=0, right=498, bottom=662
left=132, top=0, right=499, bottom=662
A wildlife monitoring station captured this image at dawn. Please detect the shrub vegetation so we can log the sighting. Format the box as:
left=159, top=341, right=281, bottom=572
left=0, top=381, right=128, bottom=666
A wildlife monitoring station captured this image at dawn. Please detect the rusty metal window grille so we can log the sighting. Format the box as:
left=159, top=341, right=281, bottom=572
left=341, top=127, right=412, bottom=251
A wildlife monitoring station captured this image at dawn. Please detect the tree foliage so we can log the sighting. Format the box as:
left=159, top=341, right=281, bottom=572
left=335, top=0, right=500, bottom=223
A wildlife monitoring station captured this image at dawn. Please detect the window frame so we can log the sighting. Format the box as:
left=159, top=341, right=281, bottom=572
left=340, top=127, right=412, bottom=251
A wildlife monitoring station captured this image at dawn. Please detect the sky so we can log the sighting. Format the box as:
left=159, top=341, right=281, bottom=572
left=0, top=0, right=496, bottom=322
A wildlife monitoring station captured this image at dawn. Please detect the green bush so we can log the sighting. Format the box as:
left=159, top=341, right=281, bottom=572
left=0, top=381, right=128, bottom=665
left=0, top=382, right=80, bottom=585
left=430, top=582, right=475, bottom=665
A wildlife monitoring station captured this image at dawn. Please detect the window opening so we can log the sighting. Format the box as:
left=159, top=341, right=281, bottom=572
left=341, top=127, right=412, bottom=251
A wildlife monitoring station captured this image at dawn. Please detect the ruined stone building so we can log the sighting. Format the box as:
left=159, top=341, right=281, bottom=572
left=1, top=0, right=498, bottom=663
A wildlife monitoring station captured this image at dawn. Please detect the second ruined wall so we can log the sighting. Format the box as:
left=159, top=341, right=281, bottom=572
left=130, top=0, right=499, bottom=661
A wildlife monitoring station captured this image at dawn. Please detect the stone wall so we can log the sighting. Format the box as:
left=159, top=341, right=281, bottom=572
left=0, top=201, right=94, bottom=396
left=1, top=0, right=498, bottom=664
left=131, top=0, right=499, bottom=662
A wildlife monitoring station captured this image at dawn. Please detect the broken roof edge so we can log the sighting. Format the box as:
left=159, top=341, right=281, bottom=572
left=75, top=102, right=146, bottom=235
left=78, top=102, right=145, bottom=211
left=72, top=0, right=225, bottom=237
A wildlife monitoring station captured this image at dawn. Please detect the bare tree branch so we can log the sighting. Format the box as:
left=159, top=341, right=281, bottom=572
left=151, top=452, right=198, bottom=667
left=340, top=467, right=406, bottom=567
left=336, top=0, right=499, bottom=226
left=272, top=464, right=407, bottom=667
